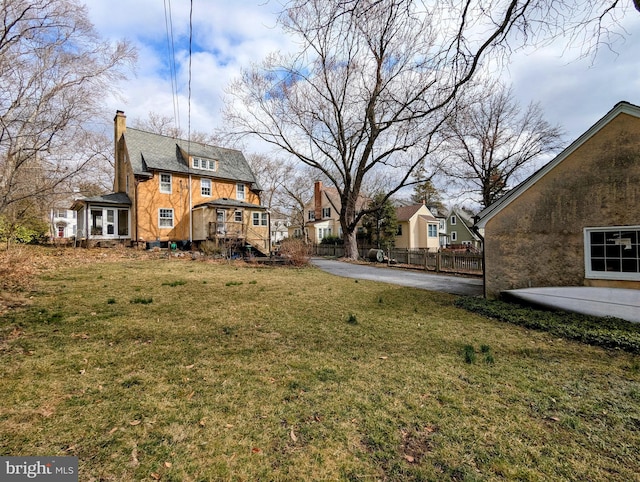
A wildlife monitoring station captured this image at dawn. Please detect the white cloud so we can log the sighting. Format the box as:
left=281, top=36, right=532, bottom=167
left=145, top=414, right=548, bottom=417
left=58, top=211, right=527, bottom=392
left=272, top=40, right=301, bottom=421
left=84, top=0, right=640, bottom=154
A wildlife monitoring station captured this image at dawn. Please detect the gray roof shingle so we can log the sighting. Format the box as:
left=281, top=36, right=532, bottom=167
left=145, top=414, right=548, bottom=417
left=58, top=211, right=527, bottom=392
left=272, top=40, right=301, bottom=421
left=125, top=128, right=262, bottom=191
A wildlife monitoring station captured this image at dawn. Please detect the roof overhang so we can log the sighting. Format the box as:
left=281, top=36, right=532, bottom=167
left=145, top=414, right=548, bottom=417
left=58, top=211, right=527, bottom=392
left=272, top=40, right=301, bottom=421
left=475, top=101, right=640, bottom=229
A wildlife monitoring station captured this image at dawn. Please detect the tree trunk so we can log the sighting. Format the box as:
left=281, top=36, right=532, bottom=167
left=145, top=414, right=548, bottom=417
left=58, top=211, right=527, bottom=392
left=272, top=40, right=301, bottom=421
left=343, top=228, right=359, bottom=260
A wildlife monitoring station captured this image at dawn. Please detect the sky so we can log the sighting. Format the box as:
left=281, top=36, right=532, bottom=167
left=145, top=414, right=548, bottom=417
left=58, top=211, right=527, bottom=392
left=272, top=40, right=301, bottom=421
left=83, top=0, right=640, bottom=158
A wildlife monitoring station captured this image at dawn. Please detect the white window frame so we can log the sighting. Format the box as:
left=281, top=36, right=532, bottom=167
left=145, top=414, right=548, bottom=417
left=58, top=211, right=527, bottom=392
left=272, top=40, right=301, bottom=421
left=451, top=231, right=458, bottom=242
left=428, top=224, right=438, bottom=237
left=584, top=226, right=640, bottom=281
left=234, top=210, right=243, bottom=222
left=308, top=210, right=315, bottom=221
left=160, top=173, right=172, bottom=194
left=159, top=208, right=174, bottom=228
left=236, top=183, right=246, bottom=201
left=201, top=178, right=211, bottom=197
left=450, top=215, right=457, bottom=225
left=252, top=212, right=267, bottom=226
left=322, top=207, right=331, bottom=218
left=192, top=157, right=217, bottom=171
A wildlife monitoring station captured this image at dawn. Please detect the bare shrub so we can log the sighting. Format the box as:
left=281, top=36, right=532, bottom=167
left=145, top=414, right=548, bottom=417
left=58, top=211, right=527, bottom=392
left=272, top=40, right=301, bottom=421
left=277, top=238, right=311, bottom=266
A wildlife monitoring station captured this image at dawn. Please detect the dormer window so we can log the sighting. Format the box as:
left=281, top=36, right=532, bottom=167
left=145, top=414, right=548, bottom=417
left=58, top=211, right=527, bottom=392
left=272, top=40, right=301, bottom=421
left=192, top=156, right=217, bottom=171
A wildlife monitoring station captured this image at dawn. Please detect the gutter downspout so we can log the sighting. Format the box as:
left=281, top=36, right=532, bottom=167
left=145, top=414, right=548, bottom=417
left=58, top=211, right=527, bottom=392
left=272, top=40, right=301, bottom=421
left=471, top=216, right=486, bottom=299
left=189, top=174, right=193, bottom=243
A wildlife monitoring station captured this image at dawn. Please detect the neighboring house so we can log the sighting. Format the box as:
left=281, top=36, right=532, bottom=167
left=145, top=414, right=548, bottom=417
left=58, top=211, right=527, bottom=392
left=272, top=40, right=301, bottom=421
left=50, top=207, right=77, bottom=239
left=446, top=207, right=481, bottom=251
left=290, top=181, right=366, bottom=243
left=395, top=204, right=440, bottom=251
left=475, top=101, right=640, bottom=298
left=271, top=218, right=290, bottom=245
left=73, top=111, right=269, bottom=254
left=428, top=206, right=448, bottom=248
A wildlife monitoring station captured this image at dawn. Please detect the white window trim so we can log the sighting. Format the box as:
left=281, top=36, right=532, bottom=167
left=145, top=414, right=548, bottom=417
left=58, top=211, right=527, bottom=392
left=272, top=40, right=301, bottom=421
left=159, top=208, right=174, bottom=228
left=201, top=178, right=211, bottom=197
left=451, top=231, right=457, bottom=242
left=584, top=226, right=640, bottom=281
left=237, top=183, right=246, bottom=201
left=160, top=173, right=172, bottom=194
left=450, top=215, right=457, bottom=225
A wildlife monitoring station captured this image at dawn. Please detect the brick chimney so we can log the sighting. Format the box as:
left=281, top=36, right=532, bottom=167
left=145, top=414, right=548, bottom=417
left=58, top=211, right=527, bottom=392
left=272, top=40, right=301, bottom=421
left=113, top=110, right=127, bottom=193
left=314, top=181, right=323, bottom=220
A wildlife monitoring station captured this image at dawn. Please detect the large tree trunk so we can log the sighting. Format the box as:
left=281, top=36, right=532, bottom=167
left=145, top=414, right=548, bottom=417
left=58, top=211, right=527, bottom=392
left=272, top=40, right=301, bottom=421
left=343, top=228, right=359, bottom=260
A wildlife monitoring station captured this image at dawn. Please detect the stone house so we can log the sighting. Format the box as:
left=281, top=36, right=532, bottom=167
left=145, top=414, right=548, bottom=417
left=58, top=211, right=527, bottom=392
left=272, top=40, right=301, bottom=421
left=475, top=101, right=640, bottom=298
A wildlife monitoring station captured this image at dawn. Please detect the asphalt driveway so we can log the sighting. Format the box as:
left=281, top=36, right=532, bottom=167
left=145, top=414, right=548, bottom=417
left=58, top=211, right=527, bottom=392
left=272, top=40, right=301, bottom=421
left=310, top=258, right=483, bottom=296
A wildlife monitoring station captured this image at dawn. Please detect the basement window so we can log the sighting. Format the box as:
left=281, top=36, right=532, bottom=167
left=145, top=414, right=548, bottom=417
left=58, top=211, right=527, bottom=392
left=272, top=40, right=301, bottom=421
left=584, top=226, right=640, bottom=281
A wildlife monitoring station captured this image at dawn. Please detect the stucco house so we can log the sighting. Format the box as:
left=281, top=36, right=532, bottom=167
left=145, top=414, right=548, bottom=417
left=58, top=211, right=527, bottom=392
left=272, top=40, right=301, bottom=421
left=395, top=204, right=440, bottom=251
left=475, top=101, right=640, bottom=298
left=73, top=111, right=269, bottom=254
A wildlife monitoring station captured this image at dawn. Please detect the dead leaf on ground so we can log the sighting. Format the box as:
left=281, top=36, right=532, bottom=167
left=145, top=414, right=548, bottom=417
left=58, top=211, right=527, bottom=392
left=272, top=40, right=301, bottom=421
left=129, top=420, right=141, bottom=426
left=150, top=472, right=160, bottom=480
left=404, top=454, right=415, bottom=463
left=108, top=427, right=119, bottom=434
left=290, top=429, right=298, bottom=442
left=379, top=356, right=388, bottom=360
left=186, top=391, right=195, bottom=400
left=251, top=447, right=261, bottom=454
left=164, top=462, right=172, bottom=468
left=185, top=364, right=195, bottom=369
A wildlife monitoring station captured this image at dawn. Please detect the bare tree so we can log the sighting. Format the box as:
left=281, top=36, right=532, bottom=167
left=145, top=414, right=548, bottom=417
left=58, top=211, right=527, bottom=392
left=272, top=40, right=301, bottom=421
left=0, top=0, right=136, bottom=239
left=442, top=82, right=564, bottom=208
left=225, top=0, right=635, bottom=259
left=245, top=153, right=294, bottom=216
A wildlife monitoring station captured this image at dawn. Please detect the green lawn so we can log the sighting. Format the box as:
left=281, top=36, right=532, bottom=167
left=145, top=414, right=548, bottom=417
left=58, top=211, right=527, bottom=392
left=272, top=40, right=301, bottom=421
left=1, top=256, right=639, bottom=481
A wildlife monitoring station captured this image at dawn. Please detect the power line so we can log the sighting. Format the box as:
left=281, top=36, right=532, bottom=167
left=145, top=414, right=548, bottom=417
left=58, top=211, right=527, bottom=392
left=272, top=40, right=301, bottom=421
left=163, top=0, right=180, bottom=134
left=187, top=0, right=193, bottom=143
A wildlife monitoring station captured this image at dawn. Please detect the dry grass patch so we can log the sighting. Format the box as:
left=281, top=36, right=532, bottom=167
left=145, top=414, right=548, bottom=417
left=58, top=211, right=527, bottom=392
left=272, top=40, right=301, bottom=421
left=0, top=249, right=639, bottom=481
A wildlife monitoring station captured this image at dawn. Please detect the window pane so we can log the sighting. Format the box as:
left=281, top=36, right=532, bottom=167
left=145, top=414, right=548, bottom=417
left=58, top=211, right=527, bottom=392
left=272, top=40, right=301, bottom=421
left=605, top=245, right=621, bottom=258
left=591, top=245, right=605, bottom=258
left=590, top=231, right=605, bottom=244
left=591, top=259, right=606, bottom=272
left=622, top=259, right=639, bottom=273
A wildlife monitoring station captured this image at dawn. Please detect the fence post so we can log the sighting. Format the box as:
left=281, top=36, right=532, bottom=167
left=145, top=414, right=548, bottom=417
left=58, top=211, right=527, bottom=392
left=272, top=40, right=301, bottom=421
left=436, top=252, right=441, bottom=272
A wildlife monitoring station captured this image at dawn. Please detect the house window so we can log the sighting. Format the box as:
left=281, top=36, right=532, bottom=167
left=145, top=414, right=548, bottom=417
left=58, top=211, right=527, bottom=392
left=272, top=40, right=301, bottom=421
left=89, top=208, right=129, bottom=237
left=160, top=173, right=172, bottom=193
left=201, top=178, right=211, bottom=197
left=159, top=208, right=174, bottom=228
left=585, top=226, right=640, bottom=281
left=237, top=183, right=246, bottom=201
left=318, top=228, right=332, bottom=240
left=397, top=225, right=403, bottom=236
left=322, top=207, right=331, bottom=218
left=192, top=157, right=217, bottom=171
left=450, top=215, right=457, bottom=225
left=234, top=210, right=243, bottom=222
left=308, top=211, right=315, bottom=221
left=428, top=224, right=437, bottom=237
left=253, top=212, right=268, bottom=226
left=56, top=209, right=67, bottom=218
left=451, top=231, right=458, bottom=242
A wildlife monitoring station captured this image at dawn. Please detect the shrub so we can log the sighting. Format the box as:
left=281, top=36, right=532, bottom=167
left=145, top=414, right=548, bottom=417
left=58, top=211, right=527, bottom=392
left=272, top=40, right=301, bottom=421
left=320, top=235, right=343, bottom=245
left=455, top=297, right=640, bottom=354
left=276, top=238, right=311, bottom=266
